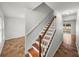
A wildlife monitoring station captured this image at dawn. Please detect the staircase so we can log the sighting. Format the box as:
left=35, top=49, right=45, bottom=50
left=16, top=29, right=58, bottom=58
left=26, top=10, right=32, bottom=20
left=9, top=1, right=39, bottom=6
left=25, top=16, right=56, bottom=57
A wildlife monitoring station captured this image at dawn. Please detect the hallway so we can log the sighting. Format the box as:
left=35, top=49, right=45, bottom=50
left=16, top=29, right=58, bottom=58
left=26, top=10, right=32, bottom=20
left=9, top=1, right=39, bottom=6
left=0, top=2, right=79, bottom=57
left=54, top=34, right=78, bottom=57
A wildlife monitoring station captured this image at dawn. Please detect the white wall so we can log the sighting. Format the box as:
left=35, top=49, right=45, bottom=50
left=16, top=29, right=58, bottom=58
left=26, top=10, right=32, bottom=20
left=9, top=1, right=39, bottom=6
left=0, top=8, right=5, bottom=54
left=25, top=3, right=53, bottom=53
left=56, top=12, right=63, bottom=31
left=62, top=13, right=77, bottom=21
left=1, top=3, right=27, bottom=40
left=4, top=17, right=25, bottom=40
left=47, top=29, right=63, bottom=57
left=1, top=4, right=27, bottom=18
left=3, top=3, right=52, bottom=40
left=76, top=10, right=79, bottom=56
left=63, top=15, right=76, bottom=21
left=47, top=12, right=63, bottom=56
left=53, top=12, right=63, bottom=56
left=26, top=3, right=52, bottom=34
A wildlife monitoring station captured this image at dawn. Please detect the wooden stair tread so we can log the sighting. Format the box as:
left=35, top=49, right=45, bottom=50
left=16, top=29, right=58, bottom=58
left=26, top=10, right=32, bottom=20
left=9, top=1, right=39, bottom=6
left=44, top=36, right=50, bottom=40
left=32, top=43, right=39, bottom=50
left=36, top=38, right=43, bottom=42
left=48, top=30, right=53, bottom=32
left=40, top=32, right=45, bottom=36
left=41, top=32, right=45, bottom=34
left=36, top=39, right=40, bottom=42
left=28, top=48, right=39, bottom=57
left=25, top=54, right=30, bottom=57
left=46, top=32, right=52, bottom=35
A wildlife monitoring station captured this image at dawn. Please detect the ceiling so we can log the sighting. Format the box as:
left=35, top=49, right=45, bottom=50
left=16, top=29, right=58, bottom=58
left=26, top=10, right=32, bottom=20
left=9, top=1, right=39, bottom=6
left=45, top=2, right=79, bottom=13
left=0, top=2, right=43, bottom=18
left=0, top=2, right=79, bottom=18
left=0, top=2, right=42, bottom=10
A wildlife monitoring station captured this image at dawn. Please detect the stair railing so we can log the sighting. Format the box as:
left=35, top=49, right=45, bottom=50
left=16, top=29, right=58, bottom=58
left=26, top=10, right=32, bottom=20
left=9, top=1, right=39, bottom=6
left=39, top=16, right=56, bottom=57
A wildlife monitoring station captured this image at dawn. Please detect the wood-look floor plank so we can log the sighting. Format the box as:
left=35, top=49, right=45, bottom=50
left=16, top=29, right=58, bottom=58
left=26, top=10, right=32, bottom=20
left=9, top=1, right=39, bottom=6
left=54, top=34, right=78, bottom=57
left=1, top=36, right=25, bottom=57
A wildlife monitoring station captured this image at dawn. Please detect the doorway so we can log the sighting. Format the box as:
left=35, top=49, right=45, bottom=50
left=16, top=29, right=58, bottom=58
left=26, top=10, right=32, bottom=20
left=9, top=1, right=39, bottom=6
left=63, top=23, right=72, bottom=45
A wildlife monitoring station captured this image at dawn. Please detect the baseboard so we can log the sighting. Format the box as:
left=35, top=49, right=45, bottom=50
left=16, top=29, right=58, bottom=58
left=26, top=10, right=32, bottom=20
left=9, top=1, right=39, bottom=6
left=6, top=36, right=25, bottom=40
left=0, top=40, right=5, bottom=55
